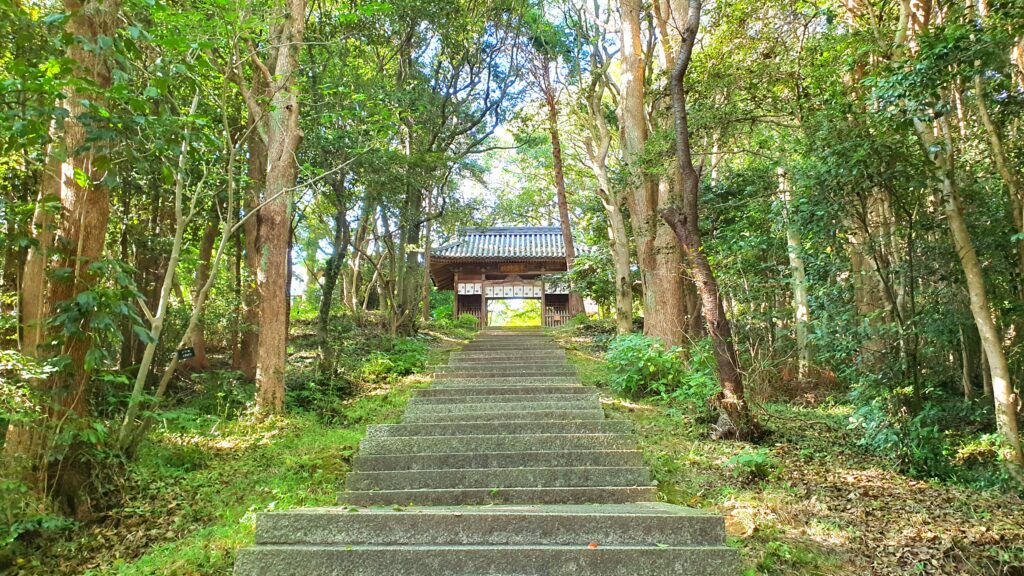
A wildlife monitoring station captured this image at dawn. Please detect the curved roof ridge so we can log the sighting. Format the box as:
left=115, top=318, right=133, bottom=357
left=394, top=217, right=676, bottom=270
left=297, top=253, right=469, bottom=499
left=433, top=225, right=583, bottom=260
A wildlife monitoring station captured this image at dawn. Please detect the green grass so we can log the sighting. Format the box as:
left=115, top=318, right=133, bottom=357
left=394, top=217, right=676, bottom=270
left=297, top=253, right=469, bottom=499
left=19, top=375, right=426, bottom=575
left=564, top=349, right=1024, bottom=575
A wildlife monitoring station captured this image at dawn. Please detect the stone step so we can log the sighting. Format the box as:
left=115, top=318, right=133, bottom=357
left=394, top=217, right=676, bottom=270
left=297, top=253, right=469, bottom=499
left=460, top=345, right=558, bottom=352
left=449, top=350, right=566, bottom=360
left=359, top=434, right=636, bottom=455
left=409, top=393, right=597, bottom=405
left=367, top=420, right=628, bottom=438
left=414, top=385, right=591, bottom=398
left=433, top=369, right=578, bottom=379
left=442, top=356, right=569, bottom=364
left=402, top=410, right=605, bottom=423
left=253, top=503, right=725, bottom=546
left=352, top=450, right=644, bottom=471
left=432, top=376, right=581, bottom=387
left=341, top=485, right=658, bottom=506
left=236, top=544, right=737, bottom=576
left=404, top=400, right=598, bottom=415
left=346, top=466, right=651, bottom=491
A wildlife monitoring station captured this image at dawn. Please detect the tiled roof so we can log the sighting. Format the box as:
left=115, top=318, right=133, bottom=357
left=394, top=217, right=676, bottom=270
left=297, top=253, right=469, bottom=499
left=431, top=226, right=576, bottom=260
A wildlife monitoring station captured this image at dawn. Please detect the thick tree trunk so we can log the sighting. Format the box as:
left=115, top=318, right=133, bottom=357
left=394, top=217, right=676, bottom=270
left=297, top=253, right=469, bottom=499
left=618, top=0, right=687, bottom=345
left=254, top=0, right=305, bottom=413
left=4, top=0, right=120, bottom=513
left=661, top=0, right=758, bottom=440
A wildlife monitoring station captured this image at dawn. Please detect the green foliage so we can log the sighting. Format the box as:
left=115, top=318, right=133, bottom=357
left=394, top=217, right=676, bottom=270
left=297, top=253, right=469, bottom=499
left=453, top=314, right=480, bottom=330
left=359, top=337, right=429, bottom=385
left=605, top=334, right=719, bottom=403
left=726, top=448, right=780, bottom=483
left=849, top=393, right=1013, bottom=487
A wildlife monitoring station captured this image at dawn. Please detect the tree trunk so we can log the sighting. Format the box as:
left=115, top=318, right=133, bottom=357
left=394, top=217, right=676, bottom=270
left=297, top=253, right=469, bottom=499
left=913, top=114, right=1022, bottom=466
left=421, top=191, right=433, bottom=323
left=778, top=168, right=811, bottom=378
left=582, top=54, right=633, bottom=334
left=185, top=218, right=219, bottom=370
left=542, top=60, right=584, bottom=315
left=618, top=0, right=687, bottom=345
left=254, top=0, right=305, bottom=413
left=4, top=0, right=121, bottom=513
left=660, top=0, right=758, bottom=441
left=318, top=201, right=347, bottom=341
left=239, top=129, right=265, bottom=380
left=974, top=74, right=1024, bottom=297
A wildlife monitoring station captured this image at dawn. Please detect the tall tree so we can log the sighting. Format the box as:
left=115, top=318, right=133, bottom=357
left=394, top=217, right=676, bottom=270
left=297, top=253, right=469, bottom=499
left=661, top=0, right=758, bottom=440
left=228, top=0, right=307, bottom=412
left=6, top=0, right=121, bottom=509
left=618, top=0, right=691, bottom=346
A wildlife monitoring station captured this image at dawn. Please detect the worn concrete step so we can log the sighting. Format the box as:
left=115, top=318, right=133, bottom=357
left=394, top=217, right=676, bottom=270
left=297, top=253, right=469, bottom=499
left=460, top=340, right=557, bottom=344
left=253, top=503, right=726, bottom=546
left=236, top=544, right=738, bottom=576
left=409, top=393, right=596, bottom=406
left=366, top=420, right=628, bottom=438
left=347, top=466, right=651, bottom=491
left=432, top=376, right=581, bottom=387
left=341, top=485, right=658, bottom=506
left=449, top=350, right=566, bottom=360
left=460, top=345, right=558, bottom=352
left=442, top=356, right=569, bottom=364
left=352, top=450, right=644, bottom=472
left=402, top=410, right=605, bottom=423
left=404, top=400, right=599, bottom=415
left=359, top=433, right=636, bottom=455
left=414, top=385, right=591, bottom=398
left=433, top=370, right=578, bottom=380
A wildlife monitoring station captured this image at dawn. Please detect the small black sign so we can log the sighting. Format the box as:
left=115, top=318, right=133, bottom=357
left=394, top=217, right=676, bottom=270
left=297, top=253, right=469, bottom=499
left=176, top=347, right=196, bottom=360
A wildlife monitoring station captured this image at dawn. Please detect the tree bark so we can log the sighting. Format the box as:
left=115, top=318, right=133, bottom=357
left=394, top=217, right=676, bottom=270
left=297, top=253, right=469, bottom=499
left=238, top=128, right=265, bottom=380
left=913, top=114, right=1022, bottom=466
left=660, top=0, right=758, bottom=440
left=318, top=186, right=348, bottom=342
left=778, top=168, right=811, bottom=378
left=185, top=217, right=219, bottom=370
left=541, top=59, right=584, bottom=315
left=254, top=0, right=306, bottom=413
left=973, top=74, right=1024, bottom=296
left=581, top=46, right=633, bottom=334
left=4, top=0, right=121, bottom=512
left=618, top=0, right=688, bottom=345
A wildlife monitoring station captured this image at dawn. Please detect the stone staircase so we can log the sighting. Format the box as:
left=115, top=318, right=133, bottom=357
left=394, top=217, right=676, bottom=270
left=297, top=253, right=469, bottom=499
left=234, top=327, right=739, bottom=575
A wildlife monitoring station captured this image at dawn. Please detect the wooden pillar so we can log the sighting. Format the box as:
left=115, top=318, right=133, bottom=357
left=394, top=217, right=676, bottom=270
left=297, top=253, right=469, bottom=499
left=453, top=271, right=460, bottom=318
left=481, top=283, right=488, bottom=327
left=541, top=280, right=547, bottom=328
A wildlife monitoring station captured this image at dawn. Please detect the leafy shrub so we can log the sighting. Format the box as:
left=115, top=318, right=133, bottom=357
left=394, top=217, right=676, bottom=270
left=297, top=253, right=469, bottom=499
left=454, top=313, right=480, bottom=330
left=846, top=387, right=1016, bottom=486
left=605, top=334, right=720, bottom=403
left=567, top=315, right=616, bottom=337
left=726, top=447, right=779, bottom=482
left=359, top=337, right=428, bottom=384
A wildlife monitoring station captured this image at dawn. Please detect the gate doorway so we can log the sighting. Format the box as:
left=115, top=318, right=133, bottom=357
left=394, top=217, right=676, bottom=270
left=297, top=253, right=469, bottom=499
left=487, top=298, right=541, bottom=327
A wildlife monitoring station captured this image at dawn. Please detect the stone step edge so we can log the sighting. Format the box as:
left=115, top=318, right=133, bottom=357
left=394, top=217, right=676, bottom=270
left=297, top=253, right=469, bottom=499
left=339, top=485, right=658, bottom=506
